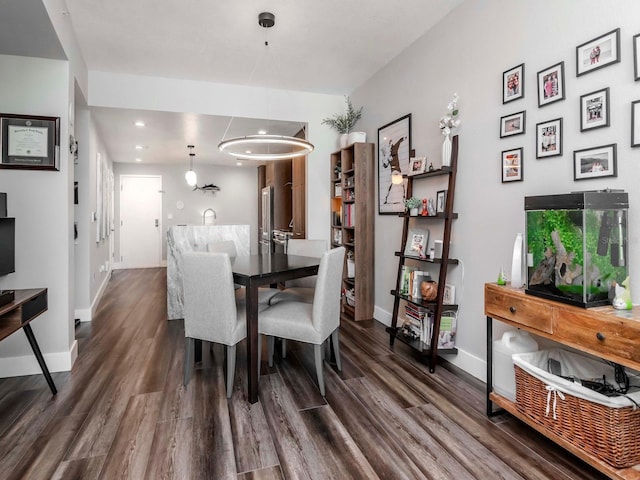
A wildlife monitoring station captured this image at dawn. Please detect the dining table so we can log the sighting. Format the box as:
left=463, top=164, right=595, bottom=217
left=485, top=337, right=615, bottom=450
left=231, top=252, right=321, bottom=404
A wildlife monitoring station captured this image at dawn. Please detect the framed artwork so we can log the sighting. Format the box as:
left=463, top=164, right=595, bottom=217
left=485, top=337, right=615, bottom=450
left=378, top=114, right=411, bottom=214
left=576, top=28, right=620, bottom=77
left=634, top=33, right=640, bottom=81
left=408, top=156, right=427, bottom=176
left=501, top=147, right=523, bottom=183
left=536, top=118, right=563, bottom=158
left=0, top=113, right=60, bottom=170
left=404, top=228, right=429, bottom=257
left=443, top=284, right=456, bottom=304
left=503, top=63, right=524, bottom=103
left=573, top=144, right=617, bottom=181
left=580, top=87, right=610, bottom=131
left=436, top=190, right=447, bottom=213
left=631, top=100, right=640, bottom=147
left=500, top=111, right=526, bottom=138
left=537, top=62, right=565, bottom=107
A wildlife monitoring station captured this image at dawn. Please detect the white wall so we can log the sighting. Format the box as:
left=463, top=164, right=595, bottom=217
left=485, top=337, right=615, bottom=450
left=353, top=0, right=640, bottom=380
left=113, top=162, right=260, bottom=260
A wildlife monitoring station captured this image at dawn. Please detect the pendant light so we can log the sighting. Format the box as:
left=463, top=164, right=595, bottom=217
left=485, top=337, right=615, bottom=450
left=185, top=145, right=197, bottom=187
left=217, top=12, right=314, bottom=161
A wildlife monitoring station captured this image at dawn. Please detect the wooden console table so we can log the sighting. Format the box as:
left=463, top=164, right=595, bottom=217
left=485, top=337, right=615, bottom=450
left=485, top=282, right=640, bottom=480
left=0, top=288, right=56, bottom=395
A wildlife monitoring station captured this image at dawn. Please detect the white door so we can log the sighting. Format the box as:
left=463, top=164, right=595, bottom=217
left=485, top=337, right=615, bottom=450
left=119, top=175, right=162, bottom=268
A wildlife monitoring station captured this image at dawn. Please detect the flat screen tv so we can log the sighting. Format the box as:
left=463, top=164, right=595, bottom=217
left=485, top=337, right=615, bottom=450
left=0, top=218, right=15, bottom=276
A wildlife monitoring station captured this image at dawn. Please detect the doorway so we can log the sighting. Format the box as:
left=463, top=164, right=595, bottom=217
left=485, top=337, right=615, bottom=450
left=119, top=175, right=162, bottom=268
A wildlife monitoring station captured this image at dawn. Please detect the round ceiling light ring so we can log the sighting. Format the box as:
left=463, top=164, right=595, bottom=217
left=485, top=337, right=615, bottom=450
left=218, top=135, right=314, bottom=161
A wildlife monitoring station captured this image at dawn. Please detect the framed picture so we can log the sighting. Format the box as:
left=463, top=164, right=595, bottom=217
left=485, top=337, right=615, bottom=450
left=634, top=33, right=640, bottom=81
left=378, top=114, right=411, bottom=214
left=632, top=100, right=640, bottom=147
left=503, top=63, right=524, bottom=103
left=0, top=113, right=60, bottom=170
left=536, top=118, right=563, bottom=158
left=408, top=156, right=427, bottom=176
left=501, top=147, right=523, bottom=183
left=580, top=87, right=610, bottom=131
left=334, top=183, right=342, bottom=197
left=576, top=28, right=620, bottom=77
left=404, top=228, right=429, bottom=257
left=573, top=144, right=617, bottom=181
left=436, top=190, right=447, bottom=213
left=443, top=284, right=456, bottom=304
left=500, top=111, right=526, bottom=138
left=537, top=62, right=565, bottom=107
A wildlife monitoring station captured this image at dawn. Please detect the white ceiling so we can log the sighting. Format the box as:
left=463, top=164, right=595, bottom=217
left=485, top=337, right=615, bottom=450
left=2, top=0, right=462, bottom=166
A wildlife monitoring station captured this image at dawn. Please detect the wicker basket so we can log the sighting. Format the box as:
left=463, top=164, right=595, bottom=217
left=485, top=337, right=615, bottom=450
left=514, top=364, right=640, bottom=468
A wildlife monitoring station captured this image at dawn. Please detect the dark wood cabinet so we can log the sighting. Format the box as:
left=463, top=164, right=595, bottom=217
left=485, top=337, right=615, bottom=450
left=291, top=156, right=306, bottom=239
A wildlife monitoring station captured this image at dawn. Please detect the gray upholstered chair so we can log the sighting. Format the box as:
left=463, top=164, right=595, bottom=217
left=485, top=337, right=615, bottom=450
left=258, top=246, right=345, bottom=396
left=182, top=251, right=246, bottom=397
left=268, top=239, right=329, bottom=305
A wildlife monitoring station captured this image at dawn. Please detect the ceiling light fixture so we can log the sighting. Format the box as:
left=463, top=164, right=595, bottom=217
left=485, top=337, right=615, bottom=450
left=185, top=145, right=197, bottom=187
left=134, top=121, right=145, bottom=127
left=217, top=12, right=314, bottom=161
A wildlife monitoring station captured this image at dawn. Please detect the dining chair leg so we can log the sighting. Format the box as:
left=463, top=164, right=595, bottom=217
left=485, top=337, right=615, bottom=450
left=258, top=334, right=262, bottom=377
left=282, top=339, right=287, bottom=359
left=331, top=329, right=342, bottom=372
left=267, top=335, right=275, bottom=367
left=314, top=344, right=325, bottom=396
left=226, top=344, right=236, bottom=398
left=183, top=337, right=194, bottom=386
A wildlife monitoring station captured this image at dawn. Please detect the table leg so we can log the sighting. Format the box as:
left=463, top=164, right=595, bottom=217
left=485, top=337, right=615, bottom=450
left=22, top=324, right=57, bottom=395
left=246, top=280, right=260, bottom=404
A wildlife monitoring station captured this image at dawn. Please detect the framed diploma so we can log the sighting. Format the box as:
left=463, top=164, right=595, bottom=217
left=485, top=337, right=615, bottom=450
left=1, top=113, right=60, bottom=170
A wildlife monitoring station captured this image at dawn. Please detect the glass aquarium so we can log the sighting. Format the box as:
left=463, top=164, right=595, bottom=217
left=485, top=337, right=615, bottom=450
left=525, top=190, right=628, bottom=308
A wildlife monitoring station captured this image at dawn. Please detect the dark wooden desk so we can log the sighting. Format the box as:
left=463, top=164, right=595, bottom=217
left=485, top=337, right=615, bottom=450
left=231, top=253, right=320, bottom=403
left=0, top=288, right=56, bottom=395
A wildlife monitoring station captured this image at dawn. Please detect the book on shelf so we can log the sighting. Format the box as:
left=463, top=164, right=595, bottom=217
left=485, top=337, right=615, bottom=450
left=401, top=310, right=457, bottom=348
left=400, top=265, right=416, bottom=296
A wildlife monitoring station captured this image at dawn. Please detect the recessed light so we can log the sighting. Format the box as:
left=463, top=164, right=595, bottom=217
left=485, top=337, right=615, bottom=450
left=258, top=130, right=267, bottom=135
left=135, top=158, right=142, bottom=162
left=135, top=145, right=144, bottom=150
left=134, top=121, right=145, bottom=127
left=236, top=161, right=242, bottom=166
left=245, top=150, right=252, bottom=154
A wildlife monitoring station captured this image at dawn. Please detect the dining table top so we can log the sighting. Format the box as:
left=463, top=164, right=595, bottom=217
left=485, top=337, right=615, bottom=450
left=230, top=253, right=321, bottom=284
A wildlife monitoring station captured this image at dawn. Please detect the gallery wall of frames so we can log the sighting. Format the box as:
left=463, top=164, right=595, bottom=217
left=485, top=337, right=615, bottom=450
left=499, top=28, right=640, bottom=184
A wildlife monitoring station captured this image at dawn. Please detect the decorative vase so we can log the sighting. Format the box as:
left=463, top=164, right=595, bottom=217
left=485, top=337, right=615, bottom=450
left=441, top=133, right=452, bottom=167
left=339, top=134, right=349, bottom=149
left=421, top=280, right=438, bottom=301
left=347, top=131, right=366, bottom=145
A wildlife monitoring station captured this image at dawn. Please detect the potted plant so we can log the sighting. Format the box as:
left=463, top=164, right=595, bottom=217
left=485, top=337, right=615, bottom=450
left=405, top=197, right=421, bottom=216
left=322, top=96, right=364, bottom=148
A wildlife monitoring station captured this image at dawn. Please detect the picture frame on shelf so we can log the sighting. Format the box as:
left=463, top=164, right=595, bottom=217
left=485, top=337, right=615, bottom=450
left=580, top=87, right=610, bottom=131
left=408, top=156, right=426, bottom=176
left=500, top=111, right=526, bottom=138
left=404, top=228, right=429, bottom=258
left=576, top=28, right=620, bottom=77
left=0, top=113, right=60, bottom=171
left=536, top=118, right=562, bottom=158
left=573, top=144, right=617, bottom=181
left=537, top=62, right=565, bottom=107
left=436, top=190, right=447, bottom=214
left=634, top=33, right=640, bottom=81
left=632, top=100, right=640, bottom=147
left=443, top=284, right=456, bottom=305
left=501, top=147, right=523, bottom=183
left=378, top=114, right=411, bottom=215
left=334, top=183, right=342, bottom=197
left=503, top=63, right=524, bottom=103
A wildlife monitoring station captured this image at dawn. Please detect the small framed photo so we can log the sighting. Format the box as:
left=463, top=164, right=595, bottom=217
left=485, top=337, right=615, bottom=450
left=634, top=33, right=640, bottom=81
left=536, top=118, right=563, bottom=158
left=573, top=144, right=617, bottom=181
left=0, top=113, right=60, bottom=170
left=436, top=190, right=447, bottom=214
left=500, top=111, right=526, bottom=138
left=404, top=228, right=429, bottom=257
left=501, top=147, right=523, bottom=183
left=580, top=87, right=610, bottom=131
left=576, top=28, right=620, bottom=77
left=334, top=183, right=342, bottom=197
left=631, top=100, right=640, bottom=147
left=443, top=284, right=456, bottom=305
left=503, top=63, right=524, bottom=103
left=537, top=62, right=565, bottom=107
left=408, top=156, right=427, bottom=176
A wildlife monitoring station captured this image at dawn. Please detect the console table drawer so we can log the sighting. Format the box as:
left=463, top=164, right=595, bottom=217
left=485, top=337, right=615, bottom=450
left=554, top=311, right=640, bottom=364
left=485, top=285, right=553, bottom=334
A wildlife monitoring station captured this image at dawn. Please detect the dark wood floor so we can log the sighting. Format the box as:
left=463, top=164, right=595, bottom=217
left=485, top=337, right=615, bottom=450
left=0, top=268, right=606, bottom=479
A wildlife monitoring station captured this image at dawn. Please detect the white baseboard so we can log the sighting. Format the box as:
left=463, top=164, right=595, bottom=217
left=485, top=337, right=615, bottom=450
left=74, top=269, right=112, bottom=323
left=0, top=339, right=78, bottom=377
left=373, top=304, right=486, bottom=382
